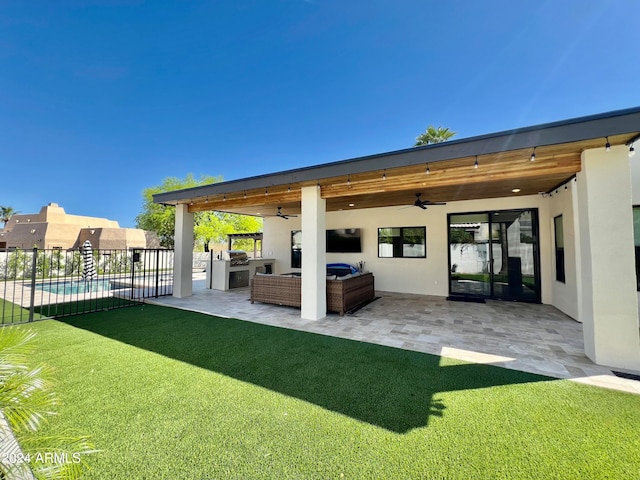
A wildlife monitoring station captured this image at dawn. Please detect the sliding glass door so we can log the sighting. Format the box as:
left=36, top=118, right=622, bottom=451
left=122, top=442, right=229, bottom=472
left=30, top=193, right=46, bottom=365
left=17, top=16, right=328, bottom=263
left=448, top=209, right=540, bottom=302
left=448, top=213, right=492, bottom=297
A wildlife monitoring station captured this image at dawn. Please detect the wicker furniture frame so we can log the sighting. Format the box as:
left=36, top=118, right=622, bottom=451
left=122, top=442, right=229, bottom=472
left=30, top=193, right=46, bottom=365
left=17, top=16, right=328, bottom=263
left=250, top=273, right=375, bottom=315
left=326, top=273, right=375, bottom=315
left=250, top=274, right=301, bottom=308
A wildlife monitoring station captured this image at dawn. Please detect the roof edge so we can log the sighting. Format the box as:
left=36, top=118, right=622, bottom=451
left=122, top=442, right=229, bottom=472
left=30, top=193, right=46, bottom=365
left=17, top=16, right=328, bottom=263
left=154, top=106, right=640, bottom=204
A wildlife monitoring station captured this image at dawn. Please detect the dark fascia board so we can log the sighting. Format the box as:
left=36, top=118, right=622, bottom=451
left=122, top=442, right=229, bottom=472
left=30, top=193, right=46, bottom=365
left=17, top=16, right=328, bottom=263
left=153, top=106, right=640, bottom=204
left=228, top=232, right=263, bottom=239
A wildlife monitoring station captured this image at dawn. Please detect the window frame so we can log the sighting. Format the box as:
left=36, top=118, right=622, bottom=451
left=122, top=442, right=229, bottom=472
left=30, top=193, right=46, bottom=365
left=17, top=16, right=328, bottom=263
left=632, top=206, right=640, bottom=291
left=291, top=230, right=302, bottom=269
left=554, top=215, right=565, bottom=283
left=377, top=226, right=427, bottom=259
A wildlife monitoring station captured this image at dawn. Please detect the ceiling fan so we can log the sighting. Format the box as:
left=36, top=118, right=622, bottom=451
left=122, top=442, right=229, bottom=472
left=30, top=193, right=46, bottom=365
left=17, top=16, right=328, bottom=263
left=265, top=206, right=299, bottom=220
left=411, top=193, right=446, bottom=210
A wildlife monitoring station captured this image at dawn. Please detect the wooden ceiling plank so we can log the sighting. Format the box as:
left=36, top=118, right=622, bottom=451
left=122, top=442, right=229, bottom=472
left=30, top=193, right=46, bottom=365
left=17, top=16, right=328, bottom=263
left=320, top=162, right=581, bottom=198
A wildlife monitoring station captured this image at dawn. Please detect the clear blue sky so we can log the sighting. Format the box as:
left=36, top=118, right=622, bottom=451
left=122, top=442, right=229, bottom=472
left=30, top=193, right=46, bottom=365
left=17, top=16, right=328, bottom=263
left=2, top=0, right=639, bottom=227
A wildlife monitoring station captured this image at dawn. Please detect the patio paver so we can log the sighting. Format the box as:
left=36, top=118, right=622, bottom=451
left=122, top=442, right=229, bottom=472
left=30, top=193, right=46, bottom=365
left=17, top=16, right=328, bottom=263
left=146, top=273, right=640, bottom=395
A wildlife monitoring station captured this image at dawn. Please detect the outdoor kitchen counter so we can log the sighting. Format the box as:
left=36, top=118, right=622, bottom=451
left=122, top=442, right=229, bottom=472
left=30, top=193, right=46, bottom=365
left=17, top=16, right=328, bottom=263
left=207, top=258, right=275, bottom=291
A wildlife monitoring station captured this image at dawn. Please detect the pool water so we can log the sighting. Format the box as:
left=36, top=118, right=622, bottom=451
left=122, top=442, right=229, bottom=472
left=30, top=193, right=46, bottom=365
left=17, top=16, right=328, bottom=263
left=36, top=279, right=116, bottom=295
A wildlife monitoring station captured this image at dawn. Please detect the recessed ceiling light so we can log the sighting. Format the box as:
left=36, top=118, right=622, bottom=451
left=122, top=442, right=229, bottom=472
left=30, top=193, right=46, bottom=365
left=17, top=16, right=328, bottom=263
left=348, top=203, right=355, bottom=207
left=512, top=188, right=521, bottom=193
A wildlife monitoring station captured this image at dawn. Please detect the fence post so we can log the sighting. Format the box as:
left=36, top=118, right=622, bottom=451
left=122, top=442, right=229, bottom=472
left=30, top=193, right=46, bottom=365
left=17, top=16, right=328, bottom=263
left=209, top=249, right=214, bottom=289
left=154, top=249, right=160, bottom=298
left=130, top=250, right=136, bottom=300
left=28, top=248, right=38, bottom=322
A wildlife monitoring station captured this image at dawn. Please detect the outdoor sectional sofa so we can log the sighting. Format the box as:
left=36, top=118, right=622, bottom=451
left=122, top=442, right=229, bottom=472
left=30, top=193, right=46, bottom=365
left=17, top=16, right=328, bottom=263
left=250, top=272, right=375, bottom=315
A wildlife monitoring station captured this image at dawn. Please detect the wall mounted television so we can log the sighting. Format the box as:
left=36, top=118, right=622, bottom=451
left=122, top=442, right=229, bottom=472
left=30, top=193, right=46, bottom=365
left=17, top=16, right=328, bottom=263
left=326, top=228, right=362, bottom=253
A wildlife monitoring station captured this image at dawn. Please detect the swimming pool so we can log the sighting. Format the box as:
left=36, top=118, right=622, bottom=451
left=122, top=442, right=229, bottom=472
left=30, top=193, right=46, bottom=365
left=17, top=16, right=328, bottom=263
left=35, top=279, right=116, bottom=295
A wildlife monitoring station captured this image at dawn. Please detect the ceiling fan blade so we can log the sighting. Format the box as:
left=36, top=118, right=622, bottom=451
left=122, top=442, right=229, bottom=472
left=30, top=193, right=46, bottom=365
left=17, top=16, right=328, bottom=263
left=274, top=206, right=299, bottom=219
left=408, top=193, right=444, bottom=210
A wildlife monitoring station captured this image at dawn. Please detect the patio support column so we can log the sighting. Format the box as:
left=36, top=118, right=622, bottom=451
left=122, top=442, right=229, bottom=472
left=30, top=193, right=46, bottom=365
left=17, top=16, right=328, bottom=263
left=576, top=146, right=640, bottom=370
left=301, top=185, right=326, bottom=320
left=173, top=203, right=193, bottom=298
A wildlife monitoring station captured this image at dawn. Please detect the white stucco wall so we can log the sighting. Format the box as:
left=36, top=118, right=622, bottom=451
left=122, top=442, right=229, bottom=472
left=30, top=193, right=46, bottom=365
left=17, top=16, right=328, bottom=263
left=263, top=216, right=303, bottom=274
left=263, top=194, right=557, bottom=303
left=625, top=144, right=640, bottom=324
left=577, top=146, right=640, bottom=369
left=631, top=148, right=640, bottom=205
left=174, top=204, right=194, bottom=298
left=300, top=185, right=327, bottom=320
left=547, top=181, right=580, bottom=320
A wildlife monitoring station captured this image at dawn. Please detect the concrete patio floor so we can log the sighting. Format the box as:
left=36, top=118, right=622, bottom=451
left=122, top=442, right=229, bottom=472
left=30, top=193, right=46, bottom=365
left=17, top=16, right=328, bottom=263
left=146, top=273, right=640, bottom=395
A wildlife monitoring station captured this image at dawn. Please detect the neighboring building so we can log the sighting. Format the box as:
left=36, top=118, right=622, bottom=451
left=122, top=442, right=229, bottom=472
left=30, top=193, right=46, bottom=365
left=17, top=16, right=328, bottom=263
left=0, top=203, right=158, bottom=250
left=153, top=106, right=640, bottom=373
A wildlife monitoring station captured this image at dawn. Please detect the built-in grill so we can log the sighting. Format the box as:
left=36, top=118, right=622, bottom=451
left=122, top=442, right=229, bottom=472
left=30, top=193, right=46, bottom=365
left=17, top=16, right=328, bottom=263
left=226, top=251, right=250, bottom=289
left=227, top=250, right=249, bottom=266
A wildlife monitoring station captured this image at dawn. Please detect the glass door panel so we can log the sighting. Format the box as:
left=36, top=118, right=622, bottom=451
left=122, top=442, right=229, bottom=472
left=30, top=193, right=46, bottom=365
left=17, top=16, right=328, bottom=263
left=449, top=209, right=540, bottom=302
left=494, top=210, right=538, bottom=301
left=449, top=213, right=491, bottom=297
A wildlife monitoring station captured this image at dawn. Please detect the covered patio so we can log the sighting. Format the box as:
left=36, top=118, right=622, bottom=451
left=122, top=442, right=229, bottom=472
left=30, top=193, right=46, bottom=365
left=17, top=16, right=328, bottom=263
left=154, top=106, right=640, bottom=373
left=147, top=273, right=640, bottom=395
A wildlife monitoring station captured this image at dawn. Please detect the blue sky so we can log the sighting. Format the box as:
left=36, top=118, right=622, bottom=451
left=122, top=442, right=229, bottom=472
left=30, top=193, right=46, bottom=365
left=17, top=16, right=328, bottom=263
left=2, top=0, right=639, bottom=227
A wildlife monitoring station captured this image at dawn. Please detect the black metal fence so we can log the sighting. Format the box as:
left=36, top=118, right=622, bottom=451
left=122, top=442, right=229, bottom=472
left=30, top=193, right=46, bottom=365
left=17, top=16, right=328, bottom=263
left=0, top=248, right=174, bottom=325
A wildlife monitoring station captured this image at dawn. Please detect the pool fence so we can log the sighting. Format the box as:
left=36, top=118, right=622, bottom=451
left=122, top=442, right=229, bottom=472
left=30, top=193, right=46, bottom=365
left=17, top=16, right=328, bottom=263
left=0, top=248, right=175, bottom=325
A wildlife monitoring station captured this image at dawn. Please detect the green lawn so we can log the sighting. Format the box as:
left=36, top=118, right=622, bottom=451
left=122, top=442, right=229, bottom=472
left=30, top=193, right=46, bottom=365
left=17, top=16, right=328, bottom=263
left=33, top=296, right=139, bottom=317
left=0, top=297, right=45, bottom=324
left=23, top=305, right=640, bottom=479
left=1, top=296, right=138, bottom=324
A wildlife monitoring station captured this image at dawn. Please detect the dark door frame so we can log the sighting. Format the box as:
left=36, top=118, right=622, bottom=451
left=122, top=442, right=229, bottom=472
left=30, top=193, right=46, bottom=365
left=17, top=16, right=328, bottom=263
left=447, top=208, right=541, bottom=303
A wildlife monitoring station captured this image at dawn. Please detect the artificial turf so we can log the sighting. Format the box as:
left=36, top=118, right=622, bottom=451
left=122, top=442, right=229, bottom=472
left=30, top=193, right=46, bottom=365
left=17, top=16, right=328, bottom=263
left=25, top=304, right=640, bottom=479
left=0, top=297, right=45, bottom=324
left=1, top=296, right=137, bottom=324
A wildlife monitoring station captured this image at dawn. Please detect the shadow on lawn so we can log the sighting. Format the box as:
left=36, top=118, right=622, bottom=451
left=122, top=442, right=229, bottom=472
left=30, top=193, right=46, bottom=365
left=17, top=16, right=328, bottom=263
left=61, top=305, right=553, bottom=433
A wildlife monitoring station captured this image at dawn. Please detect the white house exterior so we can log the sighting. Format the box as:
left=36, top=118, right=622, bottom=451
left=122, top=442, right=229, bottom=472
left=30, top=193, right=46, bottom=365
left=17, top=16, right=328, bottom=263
left=154, top=107, right=640, bottom=372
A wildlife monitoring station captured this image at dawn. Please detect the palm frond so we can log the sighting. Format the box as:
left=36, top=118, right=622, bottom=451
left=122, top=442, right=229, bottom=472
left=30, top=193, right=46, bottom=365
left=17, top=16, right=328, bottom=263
left=414, top=125, right=457, bottom=145
left=0, top=363, right=58, bottom=433
left=20, top=433, right=99, bottom=480
left=0, top=327, right=95, bottom=479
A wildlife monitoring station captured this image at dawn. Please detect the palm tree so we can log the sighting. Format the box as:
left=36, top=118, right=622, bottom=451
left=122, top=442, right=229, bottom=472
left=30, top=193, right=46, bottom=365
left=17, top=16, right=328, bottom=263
left=0, top=327, right=95, bottom=479
left=0, top=206, right=19, bottom=228
left=414, top=126, right=456, bottom=146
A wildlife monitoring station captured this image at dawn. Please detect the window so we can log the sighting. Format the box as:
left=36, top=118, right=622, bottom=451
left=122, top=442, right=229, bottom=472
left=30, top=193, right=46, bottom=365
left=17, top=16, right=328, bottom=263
left=291, top=230, right=302, bottom=268
left=378, top=227, right=426, bottom=258
left=554, top=215, right=565, bottom=283
left=633, top=207, right=640, bottom=291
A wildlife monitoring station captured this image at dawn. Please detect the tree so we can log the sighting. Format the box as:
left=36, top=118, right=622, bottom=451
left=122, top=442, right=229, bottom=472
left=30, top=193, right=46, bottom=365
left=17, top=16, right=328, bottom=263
left=0, top=206, right=19, bottom=228
left=414, top=126, right=456, bottom=146
left=136, top=174, right=262, bottom=250
left=194, top=211, right=261, bottom=252
left=136, top=174, right=219, bottom=248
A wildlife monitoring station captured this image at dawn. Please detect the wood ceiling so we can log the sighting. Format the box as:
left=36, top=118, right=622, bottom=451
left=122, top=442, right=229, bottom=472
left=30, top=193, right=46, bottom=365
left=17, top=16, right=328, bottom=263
left=184, top=134, right=633, bottom=217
